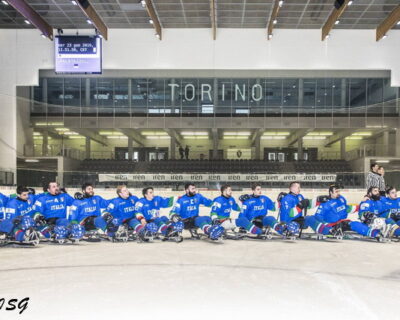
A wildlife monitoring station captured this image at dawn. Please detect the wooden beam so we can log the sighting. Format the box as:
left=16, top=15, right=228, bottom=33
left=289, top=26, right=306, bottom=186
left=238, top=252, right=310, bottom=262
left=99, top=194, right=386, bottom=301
left=376, top=5, right=400, bottom=41
left=7, top=0, right=53, bottom=40
left=321, top=0, right=351, bottom=41
left=144, top=0, right=162, bottom=40
left=76, top=0, right=108, bottom=40
left=267, top=0, right=282, bottom=40
left=210, top=0, right=216, bottom=40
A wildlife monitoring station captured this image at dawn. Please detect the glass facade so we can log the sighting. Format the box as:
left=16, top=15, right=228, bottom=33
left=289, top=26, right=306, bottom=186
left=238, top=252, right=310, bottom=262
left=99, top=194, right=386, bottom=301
left=30, top=76, right=399, bottom=116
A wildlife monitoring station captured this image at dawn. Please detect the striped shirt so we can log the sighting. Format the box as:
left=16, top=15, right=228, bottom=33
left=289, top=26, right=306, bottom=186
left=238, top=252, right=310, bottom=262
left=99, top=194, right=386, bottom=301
left=366, top=171, right=381, bottom=190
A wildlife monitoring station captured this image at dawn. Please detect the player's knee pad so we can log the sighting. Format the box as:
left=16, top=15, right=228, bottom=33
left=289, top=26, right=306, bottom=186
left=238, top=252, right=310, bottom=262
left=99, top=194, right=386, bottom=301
left=70, top=224, right=85, bottom=239
left=54, top=225, right=69, bottom=239
left=0, top=219, right=14, bottom=234
left=20, top=216, right=35, bottom=230
left=171, top=221, right=184, bottom=232
left=208, top=225, right=224, bottom=240
left=145, top=222, right=158, bottom=234
left=127, top=218, right=140, bottom=229
left=94, top=216, right=107, bottom=230
left=286, top=221, right=300, bottom=234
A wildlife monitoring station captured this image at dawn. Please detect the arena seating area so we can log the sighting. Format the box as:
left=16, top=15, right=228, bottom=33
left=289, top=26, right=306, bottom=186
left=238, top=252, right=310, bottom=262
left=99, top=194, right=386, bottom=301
left=77, top=159, right=352, bottom=173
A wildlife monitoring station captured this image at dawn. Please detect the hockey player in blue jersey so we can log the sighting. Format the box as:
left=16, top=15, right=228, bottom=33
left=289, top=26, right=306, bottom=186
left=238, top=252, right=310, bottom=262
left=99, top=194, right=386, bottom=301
left=0, top=186, right=40, bottom=245
left=239, top=183, right=298, bottom=237
left=358, top=187, right=400, bottom=239
left=307, top=184, right=385, bottom=240
left=69, top=183, right=110, bottom=240
left=210, top=184, right=262, bottom=237
left=33, top=181, right=84, bottom=243
left=277, top=182, right=313, bottom=237
left=103, top=185, right=140, bottom=241
left=169, top=183, right=224, bottom=240
left=132, top=187, right=183, bottom=241
left=382, top=186, right=400, bottom=227
left=0, top=191, right=9, bottom=219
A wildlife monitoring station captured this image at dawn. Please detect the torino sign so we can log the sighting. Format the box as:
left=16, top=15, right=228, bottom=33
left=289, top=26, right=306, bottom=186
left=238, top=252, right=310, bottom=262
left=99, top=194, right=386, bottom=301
left=99, top=173, right=337, bottom=183
left=168, top=82, right=267, bottom=102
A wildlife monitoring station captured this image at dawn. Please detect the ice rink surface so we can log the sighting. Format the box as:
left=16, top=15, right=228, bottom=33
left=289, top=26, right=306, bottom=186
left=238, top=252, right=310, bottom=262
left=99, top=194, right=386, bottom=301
left=1, top=232, right=400, bottom=320
left=1, top=189, right=399, bottom=320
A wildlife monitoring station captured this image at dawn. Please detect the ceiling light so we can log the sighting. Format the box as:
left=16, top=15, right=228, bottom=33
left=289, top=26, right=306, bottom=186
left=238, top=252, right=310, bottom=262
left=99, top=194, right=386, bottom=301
left=348, top=1, right=353, bottom=5
left=223, top=136, right=249, bottom=140
left=345, top=136, right=363, bottom=140
left=268, top=34, right=273, bottom=40
left=35, top=122, right=63, bottom=126
left=397, top=21, right=400, bottom=25
left=41, top=34, right=46, bottom=39
left=352, top=132, right=371, bottom=136
left=261, top=136, right=286, bottom=140
left=25, top=159, right=39, bottom=163
left=375, top=160, right=390, bottom=163
left=24, top=19, right=30, bottom=24
left=335, top=20, right=339, bottom=25
left=98, top=131, right=123, bottom=136
left=141, top=0, right=146, bottom=7
left=149, top=19, right=154, bottom=24
left=303, top=136, right=326, bottom=140
left=69, top=136, right=84, bottom=139
left=146, top=136, right=170, bottom=140
left=55, top=128, right=69, bottom=132
left=63, top=131, right=78, bottom=135
left=1, top=0, right=8, bottom=5
left=273, top=19, right=277, bottom=25
left=106, top=136, right=128, bottom=139
left=155, top=34, right=160, bottom=39
left=141, top=131, right=168, bottom=136
left=278, top=0, right=284, bottom=7
left=182, top=136, right=208, bottom=140
left=325, top=34, right=330, bottom=39
left=382, top=35, right=387, bottom=39
left=86, top=19, right=92, bottom=24
left=181, top=131, right=208, bottom=136
left=224, top=131, right=251, bottom=136
left=71, top=0, right=77, bottom=5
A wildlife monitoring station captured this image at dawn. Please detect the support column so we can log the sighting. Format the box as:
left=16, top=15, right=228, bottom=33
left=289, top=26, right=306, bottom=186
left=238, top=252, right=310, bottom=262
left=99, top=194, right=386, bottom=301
left=127, top=137, right=133, bottom=160
left=255, top=135, right=261, bottom=160
left=42, top=131, right=48, bottom=156
left=297, top=138, right=303, bottom=161
left=170, top=138, right=176, bottom=160
left=212, top=128, right=218, bottom=160
left=394, top=128, right=400, bottom=157
left=85, top=79, right=90, bottom=107
left=340, top=138, right=346, bottom=160
left=85, top=137, right=91, bottom=159
left=382, top=131, right=389, bottom=156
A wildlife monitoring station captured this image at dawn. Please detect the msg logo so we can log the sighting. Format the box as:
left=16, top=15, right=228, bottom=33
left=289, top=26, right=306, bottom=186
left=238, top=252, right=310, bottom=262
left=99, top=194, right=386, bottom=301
left=0, top=297, right=29, bottom=315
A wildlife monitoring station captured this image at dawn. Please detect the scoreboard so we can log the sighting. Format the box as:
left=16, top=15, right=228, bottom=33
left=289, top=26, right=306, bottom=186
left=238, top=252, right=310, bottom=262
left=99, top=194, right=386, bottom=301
left=55, top=35, right=102, bottom=74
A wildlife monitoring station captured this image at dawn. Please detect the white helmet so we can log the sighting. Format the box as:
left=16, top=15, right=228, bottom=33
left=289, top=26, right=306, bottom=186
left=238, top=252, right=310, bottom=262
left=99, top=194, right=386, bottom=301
left=370, top=217, right=386, bottom=230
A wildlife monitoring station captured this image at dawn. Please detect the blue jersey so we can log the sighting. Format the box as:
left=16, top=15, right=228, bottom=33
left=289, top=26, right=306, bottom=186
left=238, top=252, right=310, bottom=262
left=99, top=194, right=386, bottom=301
left=358, top=198, right=388, bottom=219
left=315, top=195, right=350, bottom=223
left=210, top=195, right=240, bottom=220
left=69, top=195, right=109, bottom=223
left=0, top=192, right=8, bottom=219
left=170, top=193, right=212, bottom=219
left=240, top=195, right=276, bottom=221
left=279, top=193, right=306, bottom=223
left=381, top=197, right=400, bottom=218
left=106, top=195, right=139, bottom=221
left=34, top=193, right=74, bottom=219
left=4, top=197, right=35, bottom=220
left=134, top=196, right=175, bottom=221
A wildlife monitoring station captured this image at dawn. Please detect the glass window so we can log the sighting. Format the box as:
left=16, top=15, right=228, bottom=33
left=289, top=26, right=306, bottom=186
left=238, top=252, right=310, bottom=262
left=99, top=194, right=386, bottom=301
left=131, top=78, right=148, bottom=115
left=265, top=78, right=282, bottom=115
left=249, top=79, right=266, bottom=116
left=114, top=78, right=129, bottom=115
left=283, top=79, right=298, bottom=114
left=32, top=78, right=45, bottom=114
left=64, top=78, right=81, bottom=114
left=47, top=78, right=64, bottom=115
left=148, top=78, right=168, bottom=116
left=217, top=79, right=232, bottom=116
left=383, top=78, right=397, bottom=116
left=367, top=78, right=383, bottom=115
left=97, top=78, right=114, bottom=114
left=302, top=79, right=316, bottom=115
